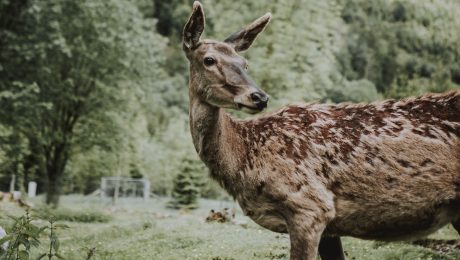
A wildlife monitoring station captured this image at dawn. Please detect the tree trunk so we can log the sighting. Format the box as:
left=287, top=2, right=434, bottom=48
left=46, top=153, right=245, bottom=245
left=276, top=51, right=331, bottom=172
left=44, top=142, right=69, bottom=207
left=45, top=176, right=61, bottom=206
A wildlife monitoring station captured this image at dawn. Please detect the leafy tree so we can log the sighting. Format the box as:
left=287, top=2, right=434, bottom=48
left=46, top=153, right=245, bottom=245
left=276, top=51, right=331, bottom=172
left=338, top=0, right=460, bottom=98
left=0, top=0, right=167, bottom=205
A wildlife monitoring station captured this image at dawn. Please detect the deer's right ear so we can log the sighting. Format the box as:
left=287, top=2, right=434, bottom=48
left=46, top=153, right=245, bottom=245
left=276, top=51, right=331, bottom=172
left=183, top=1, right=205, bottom=51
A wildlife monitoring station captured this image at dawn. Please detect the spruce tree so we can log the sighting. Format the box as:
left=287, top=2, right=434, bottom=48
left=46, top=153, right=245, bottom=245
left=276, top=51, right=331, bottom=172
left=168, top=158, right=204, bottom=209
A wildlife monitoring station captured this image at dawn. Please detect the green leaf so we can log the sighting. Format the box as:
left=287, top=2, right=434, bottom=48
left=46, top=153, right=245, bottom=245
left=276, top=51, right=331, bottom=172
left=36, top=253, right=47, bottom=260
left=18, top=250, right=29, bottom=260
left=30, top=238, right=40, bottom=247
left=19, top=237, right=30, bottom=249
left=24, top=229, right=39, bottom=238
left=55, top=253, right=64, bottom=259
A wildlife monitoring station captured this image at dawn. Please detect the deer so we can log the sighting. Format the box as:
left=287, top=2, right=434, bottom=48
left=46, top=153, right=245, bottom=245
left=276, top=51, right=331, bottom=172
left=181, top=2, right=460, bottom=259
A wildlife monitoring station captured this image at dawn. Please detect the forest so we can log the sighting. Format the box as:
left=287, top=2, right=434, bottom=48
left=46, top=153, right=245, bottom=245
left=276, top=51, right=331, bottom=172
left=1, top=0, right=460, bottom=206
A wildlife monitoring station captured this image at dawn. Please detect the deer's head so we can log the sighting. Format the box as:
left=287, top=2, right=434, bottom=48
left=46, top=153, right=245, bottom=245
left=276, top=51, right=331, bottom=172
left=183, top=1, right=271, bottom=114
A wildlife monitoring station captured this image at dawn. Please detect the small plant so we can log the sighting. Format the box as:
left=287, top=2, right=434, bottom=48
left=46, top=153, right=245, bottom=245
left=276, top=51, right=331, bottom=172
left=36, top=219, right=69, bottom=260
left=0, top=210, right=71, bottom=260
left=0, top=210, right=45, bottom=260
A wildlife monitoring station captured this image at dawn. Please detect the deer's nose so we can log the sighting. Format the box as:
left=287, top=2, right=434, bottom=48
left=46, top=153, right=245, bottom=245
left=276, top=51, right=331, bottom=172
left=250, top=92, right=269, bottom=109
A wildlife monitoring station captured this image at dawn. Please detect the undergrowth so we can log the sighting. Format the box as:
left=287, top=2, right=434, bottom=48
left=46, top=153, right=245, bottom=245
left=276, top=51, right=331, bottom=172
left=33, top=207, right=111, bottom=223
left=0, top=209, right=96, bottom=260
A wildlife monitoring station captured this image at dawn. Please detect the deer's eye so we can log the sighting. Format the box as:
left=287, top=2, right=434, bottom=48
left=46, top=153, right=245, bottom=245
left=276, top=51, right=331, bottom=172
left=204, top=57, right=216, bottom=66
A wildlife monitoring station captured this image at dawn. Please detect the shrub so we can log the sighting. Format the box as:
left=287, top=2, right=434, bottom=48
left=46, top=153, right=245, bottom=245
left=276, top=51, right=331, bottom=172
left=34, top=207, right=111, bottom=223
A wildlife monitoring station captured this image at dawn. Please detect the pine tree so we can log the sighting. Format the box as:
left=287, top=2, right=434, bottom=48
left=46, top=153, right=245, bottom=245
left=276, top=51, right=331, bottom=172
left=167, top=158, right=204, bottom=209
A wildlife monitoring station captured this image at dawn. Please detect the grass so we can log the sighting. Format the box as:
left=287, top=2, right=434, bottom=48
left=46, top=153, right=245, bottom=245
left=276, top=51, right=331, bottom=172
left=0, top=195, right=459, bottom=259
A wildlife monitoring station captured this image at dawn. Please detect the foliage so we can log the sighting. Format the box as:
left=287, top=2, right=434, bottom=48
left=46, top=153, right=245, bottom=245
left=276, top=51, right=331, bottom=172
left=38, top=219, right=70, bottom=260
left=0, top=210, right=44, bottom=260
left=0, top=210, right=69, bottom=260
left=33, top=207, right=111, bottom=223
left=0, top=0, right=168, bottom=205
left=338, top=0, right=460, bottom=98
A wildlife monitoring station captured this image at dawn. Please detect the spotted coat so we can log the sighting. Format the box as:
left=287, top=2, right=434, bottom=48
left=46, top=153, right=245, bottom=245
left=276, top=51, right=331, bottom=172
left=191, top=91, right=460, bottom=241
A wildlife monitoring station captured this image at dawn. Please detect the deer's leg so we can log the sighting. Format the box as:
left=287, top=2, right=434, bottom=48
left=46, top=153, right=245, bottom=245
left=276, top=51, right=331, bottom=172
left=287, top=215, right=327, bottom=260
left=318, top=236, right=345, bottom=260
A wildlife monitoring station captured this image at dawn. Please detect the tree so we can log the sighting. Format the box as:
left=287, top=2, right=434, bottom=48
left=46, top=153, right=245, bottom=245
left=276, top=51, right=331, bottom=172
left=168, top=158, right=205, bottom=210
left=0, top=0, right=167, bottom=206
left=339, top=0, right=460, bottom=98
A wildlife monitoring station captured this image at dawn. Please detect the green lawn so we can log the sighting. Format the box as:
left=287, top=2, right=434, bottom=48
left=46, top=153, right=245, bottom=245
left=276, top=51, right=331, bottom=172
left=1, top=195, right=459, bottom=259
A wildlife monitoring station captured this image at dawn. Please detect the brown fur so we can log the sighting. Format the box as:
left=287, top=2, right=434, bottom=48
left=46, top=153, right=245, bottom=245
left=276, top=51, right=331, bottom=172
left=182, top=2, right=460, bottom=259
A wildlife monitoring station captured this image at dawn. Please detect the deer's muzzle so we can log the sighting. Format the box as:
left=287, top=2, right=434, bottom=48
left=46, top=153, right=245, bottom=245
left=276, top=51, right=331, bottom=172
left=250, top=92, right=269, bottom=110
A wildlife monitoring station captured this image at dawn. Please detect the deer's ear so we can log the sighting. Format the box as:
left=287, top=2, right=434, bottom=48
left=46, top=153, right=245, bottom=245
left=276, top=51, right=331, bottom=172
left=183, top=1, right=205, bottom=50
left=224, top=13, right=271, bottom=52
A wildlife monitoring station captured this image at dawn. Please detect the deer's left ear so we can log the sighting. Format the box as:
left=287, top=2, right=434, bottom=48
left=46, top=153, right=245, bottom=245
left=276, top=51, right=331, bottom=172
left=183, top=1, right=205, bottom=50
left=224, top=13, right=272, bottom=52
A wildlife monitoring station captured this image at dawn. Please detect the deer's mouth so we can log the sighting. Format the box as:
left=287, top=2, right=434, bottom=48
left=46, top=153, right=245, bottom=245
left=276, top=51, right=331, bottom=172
left=236, top=103, right=264, bottom=114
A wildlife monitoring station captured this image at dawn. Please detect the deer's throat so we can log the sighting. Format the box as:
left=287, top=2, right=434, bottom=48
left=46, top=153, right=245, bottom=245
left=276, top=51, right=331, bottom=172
left=189, top=99, right=220, bottom=162
left=189, top=98, right=245, bottom=182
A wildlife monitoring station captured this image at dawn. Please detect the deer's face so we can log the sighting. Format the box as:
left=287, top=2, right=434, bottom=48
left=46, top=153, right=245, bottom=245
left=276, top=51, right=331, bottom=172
left=187, top=40, right=269, bottom=113
left=183, top=1, right=271, bottom=114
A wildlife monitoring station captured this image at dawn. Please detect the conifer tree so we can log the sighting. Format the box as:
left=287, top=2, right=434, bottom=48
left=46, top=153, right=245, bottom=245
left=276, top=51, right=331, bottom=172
left=168, top=158, right=204, bottom=209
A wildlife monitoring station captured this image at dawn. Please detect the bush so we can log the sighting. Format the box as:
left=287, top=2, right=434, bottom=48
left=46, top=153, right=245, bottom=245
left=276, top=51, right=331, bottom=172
left=34, top=207, right=111, bottom=223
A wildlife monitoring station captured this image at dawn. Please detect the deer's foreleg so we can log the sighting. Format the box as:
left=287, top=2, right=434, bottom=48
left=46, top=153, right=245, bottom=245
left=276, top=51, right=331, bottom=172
left=287, top=214, right=327, bottom=260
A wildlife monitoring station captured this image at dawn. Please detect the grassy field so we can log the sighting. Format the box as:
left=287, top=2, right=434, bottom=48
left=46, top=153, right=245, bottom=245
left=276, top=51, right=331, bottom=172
left=1, top=195, right=459, bottom=260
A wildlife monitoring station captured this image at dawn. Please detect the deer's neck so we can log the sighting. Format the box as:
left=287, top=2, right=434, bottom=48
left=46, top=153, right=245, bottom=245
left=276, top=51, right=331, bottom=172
left=189, top=96, right=244, bottom=167
left=189, top=94, right=247, bottom=193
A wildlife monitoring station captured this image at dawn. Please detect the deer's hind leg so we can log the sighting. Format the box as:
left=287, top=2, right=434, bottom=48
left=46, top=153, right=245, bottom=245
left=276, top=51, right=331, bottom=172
left=318, top=236, right=345, bottom=260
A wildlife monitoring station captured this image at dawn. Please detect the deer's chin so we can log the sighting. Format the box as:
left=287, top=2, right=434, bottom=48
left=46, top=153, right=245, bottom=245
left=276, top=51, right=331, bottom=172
left=236, top=103, right=264, bottom=114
